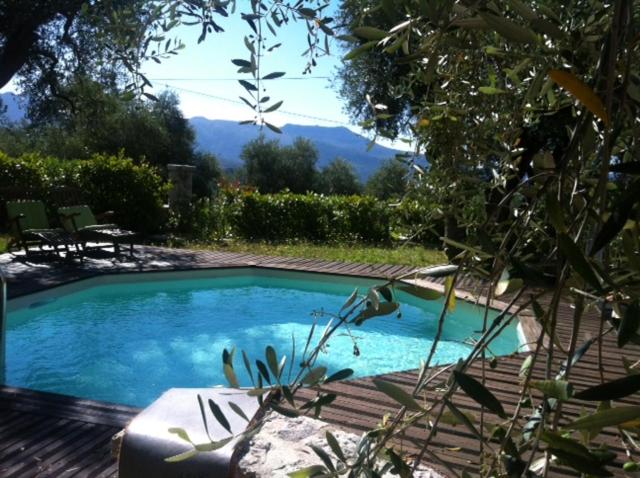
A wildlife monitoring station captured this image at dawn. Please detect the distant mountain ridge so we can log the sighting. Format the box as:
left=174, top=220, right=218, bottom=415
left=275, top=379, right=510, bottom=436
left=190, top=117, right=407, bottom=179
left=0, top=92, right=407, bottom=179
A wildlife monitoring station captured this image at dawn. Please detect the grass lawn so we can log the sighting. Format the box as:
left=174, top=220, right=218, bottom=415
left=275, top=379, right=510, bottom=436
left=189, top=241, right=447, bottom=267
left=0, top=234, right=445, bottom=267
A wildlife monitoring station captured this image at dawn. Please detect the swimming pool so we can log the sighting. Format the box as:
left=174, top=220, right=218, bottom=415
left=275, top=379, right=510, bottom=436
left=6, top=268, right=522, bottom=407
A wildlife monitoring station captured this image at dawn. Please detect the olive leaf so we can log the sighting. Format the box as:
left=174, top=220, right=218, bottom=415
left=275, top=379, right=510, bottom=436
left=343, top=41, right=377, bottom=60
left=164, top=449, right=198, bottom=463
left=301, top=366, right=327, bottom=385
left=352, top=26, right=387, bottom=41
left=445, top=276, right=456, bottom=312
left=479, top=12, right=538, bottom=44
left=530, top=380, right=573, bottom=400
left=325, top=368, right=354, bottom=383
left=372, top=379, right=423, bottom=411
left=444, top=399, right=482, bottom=439
left=224, top=364, right=239, bottom=388
left=228, top=401, right=250, bottom=422
left=208, top=399, right=231, bottom=434
left=565, top=406, right=640, bottom=430
left=396, top=283, right=442, bottom=300
left=454, top=371, right=506, bottom=417
left=353, top=301, right=400, bottom=325
left=557, top=233, right=602, bottom=291
left=326, top=431, right=346, bottom=462
left=265, top=346, right=280, bottom=380
left=549, top=69, right=609, bottom=126
left=617, top=300, right=640, bottom=348
left=591, top=180, right=640, bottom=254
left=340, top=288, right=359, bottom=313
left=574, top=374, right=640, bottom=401
left=287, top=465, right=328, bottom=478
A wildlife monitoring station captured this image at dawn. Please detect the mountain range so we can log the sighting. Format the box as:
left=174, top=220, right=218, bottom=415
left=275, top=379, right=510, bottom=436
left=190, top=118, right=406, bottom=179
left=1, top=92, right=407, bottom=179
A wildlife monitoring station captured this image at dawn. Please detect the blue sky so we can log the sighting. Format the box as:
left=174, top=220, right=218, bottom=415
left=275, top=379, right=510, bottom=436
left=141, top=10, right=410, bottom=149
left=142, top=7, right=350, bottom=128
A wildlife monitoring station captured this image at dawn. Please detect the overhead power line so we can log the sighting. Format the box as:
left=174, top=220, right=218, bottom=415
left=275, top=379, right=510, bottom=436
left=150, top=76, right=331, bottom=81
left=156, top=82, right=415, bottom=149
left=159, top=82, right=349, bottom=126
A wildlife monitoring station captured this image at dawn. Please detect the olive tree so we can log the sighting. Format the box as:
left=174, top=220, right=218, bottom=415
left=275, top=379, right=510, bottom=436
left=167, top=1, right=640, bottom=477
left=318, top=157, right=363, bottom=195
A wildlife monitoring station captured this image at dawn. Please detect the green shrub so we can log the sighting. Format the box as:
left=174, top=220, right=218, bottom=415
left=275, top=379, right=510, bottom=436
left=169, top=194, right=239, bottom=241
left=392, top=198, right=444, bottom=246
left=0, top=151, right=168, bottom=233
left=234, top=191, right=391, bottom=243
left=74, top=154, right=168, bottom=232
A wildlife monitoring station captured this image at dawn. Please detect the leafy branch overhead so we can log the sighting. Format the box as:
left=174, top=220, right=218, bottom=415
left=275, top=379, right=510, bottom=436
left=327, top=0, right=640, bottom=475
left=232, top=0, right=334, bottom=130
left=44, top=0, right=637, bottom=476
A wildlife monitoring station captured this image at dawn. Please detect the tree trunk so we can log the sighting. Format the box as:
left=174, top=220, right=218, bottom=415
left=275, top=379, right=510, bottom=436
left=0, top=23, right=39, bottom=89
left=443, top=213, right=464, bottom=261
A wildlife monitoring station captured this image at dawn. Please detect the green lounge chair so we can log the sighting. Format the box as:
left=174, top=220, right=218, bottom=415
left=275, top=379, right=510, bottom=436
left=58, top=205, right=137, bottom=256
left=6, top=200, right=78, bottom=257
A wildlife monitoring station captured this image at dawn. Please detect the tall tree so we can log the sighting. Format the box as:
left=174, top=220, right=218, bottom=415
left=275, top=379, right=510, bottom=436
left=240, top=135, right=320, bottom=193
left=318, top=157, right=362, bottom=195
left=308, top=1, right=640, bottom=476
left=192, top=152, right=223, bottom=198
left=1, top=0, right=335, bottom=131
left=365, top=159, right=409, bottom=200
left=10, top=79, right=195, bottom=168
left=281, top=137, right=319, bottom=194
left=336, top=0, right=418, bottom=138
left=241, top=135, right=286, bottom=193
left=0, top=1, right=224, bottom=91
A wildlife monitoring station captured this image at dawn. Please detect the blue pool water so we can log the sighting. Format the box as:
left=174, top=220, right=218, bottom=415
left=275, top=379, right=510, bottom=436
left=7, top=269, right=521, bottom=407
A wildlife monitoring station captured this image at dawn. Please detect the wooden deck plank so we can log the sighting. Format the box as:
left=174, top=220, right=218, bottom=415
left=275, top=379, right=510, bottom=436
left=2, top=422, right=94, bottom=477
left=28, top=427, right=117, bottom=478
left=0, top=418, right=73, bottom=461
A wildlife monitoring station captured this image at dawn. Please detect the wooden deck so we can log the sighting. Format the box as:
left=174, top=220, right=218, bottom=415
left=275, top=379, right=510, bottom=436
left=1, top=246, right=638, bottom=477
left=0, top=386, right=139, bottom=478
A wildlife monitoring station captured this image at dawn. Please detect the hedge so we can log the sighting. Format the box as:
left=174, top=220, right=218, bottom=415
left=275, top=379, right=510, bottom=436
left=233, top=191, right=390, bottom=243
left=0, top=152, right=168, bottom=233
left=392, top=198, right=444, bottom=246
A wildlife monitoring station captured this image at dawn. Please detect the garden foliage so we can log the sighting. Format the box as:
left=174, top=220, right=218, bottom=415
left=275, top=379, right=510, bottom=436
left=236, top=191, right=390, bottom=243
left=179, top=187, right=392, bottom=244
left=0, top=151, right=167, bottom=232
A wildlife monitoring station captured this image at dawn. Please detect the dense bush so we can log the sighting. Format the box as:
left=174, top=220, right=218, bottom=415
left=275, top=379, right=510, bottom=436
left=169, top=193, right=240, bottom=241
left=234, top=191, right=390, bottom=243
left=0, top=151, right=168, bottom=233
left=392, top=198, right=444, bottom=246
